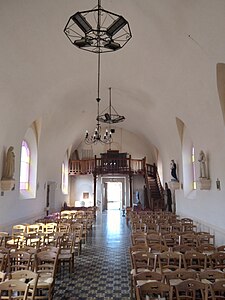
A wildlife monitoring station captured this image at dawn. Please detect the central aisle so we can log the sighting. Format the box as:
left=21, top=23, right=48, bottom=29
left=54, top=210, right=131, bottom=300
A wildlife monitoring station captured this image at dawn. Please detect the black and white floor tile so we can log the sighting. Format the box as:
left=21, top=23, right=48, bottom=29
left=54, top=210, right=131, bottom=300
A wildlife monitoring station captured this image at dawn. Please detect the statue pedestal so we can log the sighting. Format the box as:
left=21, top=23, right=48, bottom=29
left=1, top=179, right=15, bottom=191
left=198, top=178, right=211, bottom=190
left=169, top=181, right=180, bottom=190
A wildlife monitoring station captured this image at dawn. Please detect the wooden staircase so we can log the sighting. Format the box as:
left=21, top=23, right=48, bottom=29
left=144, top=164, right=165, bottom=211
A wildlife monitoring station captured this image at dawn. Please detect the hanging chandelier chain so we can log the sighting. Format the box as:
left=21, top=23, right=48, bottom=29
left=64, top=0, right=130, bottom=144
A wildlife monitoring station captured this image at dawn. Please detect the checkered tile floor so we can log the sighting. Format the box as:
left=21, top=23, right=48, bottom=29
left=54, top=210, right=131, bottom=299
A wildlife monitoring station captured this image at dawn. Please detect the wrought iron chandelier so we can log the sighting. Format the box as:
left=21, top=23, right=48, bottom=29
left=98, top=87, right=125, bottom=124
left=64, top=0, right=132, bottom=54
left=64, top=0, right=131, bottom=144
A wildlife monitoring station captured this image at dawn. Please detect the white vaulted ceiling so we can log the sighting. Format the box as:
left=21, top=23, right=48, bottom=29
left=0, top=0, right=225, bottom=159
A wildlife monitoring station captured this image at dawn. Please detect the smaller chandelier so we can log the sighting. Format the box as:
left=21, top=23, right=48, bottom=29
left=97, top=87, right=125, bottom=124
left=85, top=98, right=113, bottom=145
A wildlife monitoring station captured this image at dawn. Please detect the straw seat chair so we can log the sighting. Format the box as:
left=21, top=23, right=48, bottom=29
left=0, top=279, right=30, bottom=300
left=136, top=281, right=172, bottom=300
left=9, top=251, right=32, bottom=273
left=174, top=279, right=208, bottom=300
left=10, top=270, right=39, bottom=300
left=209, top=279, right=225, bottom=300
left=184, top=250, right=207, bottom=272
left=34, top=250, right=58, bottom=300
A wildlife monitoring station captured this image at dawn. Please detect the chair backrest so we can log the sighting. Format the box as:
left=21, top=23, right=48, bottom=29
left=136, top=281, right=171, bottom=300
left=217, top=245, right=225, bottom=252
left=158, top=251, right=184, bottom=272
left=0, top=232, right=9, bottom=248
left=164, top=268, right=197, bottom=284
left=184, top=250, right=207, bottom=271
left=132, top=251, right=157, bottom=273
left=175, top=279, right=208, bottom=300
left=209, top=252, right=225, bottom=270
left=0, top=253, right=8, bottom=273
left=163, top=233, right=179, bottom=248
left=35, top=250, right=58, bottom=278
left=210, top=279, right=225, bottom=300
left=131, top=232, right=147, bottom=246
left=0, top=279, right=29, bottom=300
left=10, top=270, right=39, bottom=300
left=134, top=270, right=163, bottom=284
left=198, top=269, right=225, bottom=283
left=146, top=233, right=162, bottom=247
left=9, top=251, right=32, bottom=272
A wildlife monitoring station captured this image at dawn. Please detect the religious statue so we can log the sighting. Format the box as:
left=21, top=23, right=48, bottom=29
left=170, top=159, right=179, bottom=181
left=2, top=146, right=15, bottom=180
left=198, top=150, right=207, bottom=178
left=164, top=182, right=172, bottom=212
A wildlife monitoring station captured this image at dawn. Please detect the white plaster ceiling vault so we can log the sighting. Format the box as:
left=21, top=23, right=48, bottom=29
left=0, top=0, right=225, bottom=162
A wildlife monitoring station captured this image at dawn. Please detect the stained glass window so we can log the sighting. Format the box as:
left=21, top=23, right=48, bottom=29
left=192, top=146, right=197, bottom=190
left=20, top=140, right=30, bottom=190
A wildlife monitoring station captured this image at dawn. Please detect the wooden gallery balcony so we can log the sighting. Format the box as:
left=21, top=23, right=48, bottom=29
left=69, top=155, right=146, bottom=176
left=69, top=150, right=148, bottom=176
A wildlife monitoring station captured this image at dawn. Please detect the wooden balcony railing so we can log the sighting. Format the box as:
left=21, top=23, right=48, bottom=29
left=69, top=157, right=146, bottom=175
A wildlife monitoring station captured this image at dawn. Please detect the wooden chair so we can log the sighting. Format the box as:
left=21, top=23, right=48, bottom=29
left=145, top=233, right=162, bottom=248
left=0, top=232, right=9, bottom=248
left=145, top=222, right=158, bottom=233
left=184, top=250, right=207, bottom=271
left=136, top=281, right=172, bottom=300
left=149, top=243, right=169, bottom=254
left=197, top=244, right=216, bottom=254
left=165, top=269, right=198, bottom=300
left=34, top=250, right=58, bottom=300
left=163, top=233, right=179, bottom=248
left=133, top=271, right=163, bottom=300
left=197, top=232, right=215, bottom=246
left=9, top=251, right=32, bottom=272
left=24, top=224, right=41, bottom=248
left=70, top=223, right=83, bottom=256
left=0, top=253, right=8, bottom=273
left=171, top=223, right=183, bottom=234
left=0, top=279, right=30, bottom=300
left=164, top=269, right=197, bottom=284
left=132, top=251, right=157, bottom=275
left=57, top=233, right=75, bottom=274
left=179, top=233, right=198, bottom=248
left=209, top=252, right=225, bottom=271
left=216, top=245, right=225, bottom=252
left=174, top=279, right=208, bottom=300
left=7, top=225, right=27, bottom=249
left=157, top=251, right=185, bottom=273
left=10, top=270, right=39, bottom=300
left=159, top=224, right=171, bottom=235
left=173, top=245, right=193, bottom=254
left=131, top=232, right=147, bottom=246
left=209, top=279, right=225, bottom=300
left=198, top=269, right=225, bottom=283
left=131, top=251, right=158, bottom=299
left=129, top=244, right=150, bottom=269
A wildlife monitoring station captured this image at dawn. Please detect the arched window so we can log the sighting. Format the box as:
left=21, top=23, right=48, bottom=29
left=20, top=141, right=30, bottom=190
left=19, top=122, right=38, bottom=199
left=192, top=146, right=197, bottom=190
left=61, top=155, right=69, bottom=195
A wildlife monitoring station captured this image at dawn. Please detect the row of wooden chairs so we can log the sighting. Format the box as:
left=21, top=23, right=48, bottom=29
left=135, top=270, right=225, bottom=300
left=0, top=220, right=87, bottom=253
left=0, top=248, right=58, bottom=300
left=131, top=231, right=215, bottom=251
left=130, top=247, right=225, bottom=299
